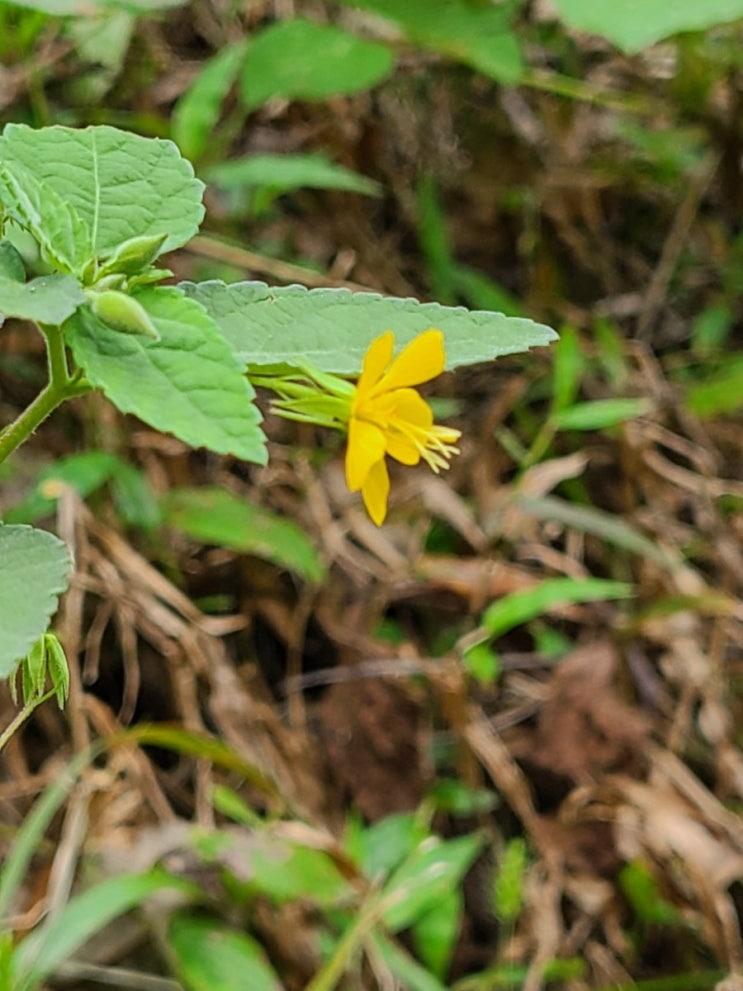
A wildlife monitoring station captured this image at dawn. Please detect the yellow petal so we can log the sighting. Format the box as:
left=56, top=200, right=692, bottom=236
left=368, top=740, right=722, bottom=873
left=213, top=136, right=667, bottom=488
left=361, top=458, right=390, bottom=525
left=355, top=331, right=394, bottom=402
left=371, top=329, right=445, bottom=396
left=346, top=416, right=386, bottom=491
left=385, top=431, right=420, bottom=465
left=388, top=388, right=434, bottom=429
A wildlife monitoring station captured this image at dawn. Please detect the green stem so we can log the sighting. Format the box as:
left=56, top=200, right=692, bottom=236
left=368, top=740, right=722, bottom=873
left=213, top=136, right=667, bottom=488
left=0, top=324, right=90, bottom=466
left=304, top=895, right=385, bottom=991
left=0, top=688, right=56, bottom=753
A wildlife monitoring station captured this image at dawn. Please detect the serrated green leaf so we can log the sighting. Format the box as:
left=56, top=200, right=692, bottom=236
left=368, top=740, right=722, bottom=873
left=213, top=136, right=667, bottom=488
left=173, top=41, right=248, bottom=161
left=64, top=286, right=266, bottom=463
left=0, top=160, right=92, bottom=273
left=205, top=152, right=381, bottom=197
left=553, top=0, right=743, bottom=53
left=161, top=486, right=324, bottom=582
left=240, top=19, right=394, bottom=110
left=0, top=524, right=71, bottom=677
left=181, top=280, right=557, bottom=374
left=0, top=123, right=204, bottom=257
left=337, top=0, right=523, bottom=83
left=168, top=915, right=282, bottom=991
left=0, top=273, right=84, bottom=324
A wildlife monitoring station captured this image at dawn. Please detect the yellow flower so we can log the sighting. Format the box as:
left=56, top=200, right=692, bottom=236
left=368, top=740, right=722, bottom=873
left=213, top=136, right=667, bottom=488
left=346, top=330, right=461, bottom=525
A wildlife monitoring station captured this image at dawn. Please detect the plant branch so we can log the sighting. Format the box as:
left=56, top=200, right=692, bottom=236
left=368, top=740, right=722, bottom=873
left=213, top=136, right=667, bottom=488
left=0, top=688, right=56, bottom=753
left=0, top=324, right=90, bottom=466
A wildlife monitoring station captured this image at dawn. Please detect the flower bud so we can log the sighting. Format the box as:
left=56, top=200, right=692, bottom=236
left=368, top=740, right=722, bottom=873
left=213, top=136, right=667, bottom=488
left=89, top=289, right=160, bottom=340
left=97, top=232, right=168, bottom=278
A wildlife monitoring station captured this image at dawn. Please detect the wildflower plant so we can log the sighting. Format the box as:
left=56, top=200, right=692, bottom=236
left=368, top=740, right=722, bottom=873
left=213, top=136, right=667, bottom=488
left=0, top=122, right=556, bottom=688
left=256, top=329, right=461, bottom=524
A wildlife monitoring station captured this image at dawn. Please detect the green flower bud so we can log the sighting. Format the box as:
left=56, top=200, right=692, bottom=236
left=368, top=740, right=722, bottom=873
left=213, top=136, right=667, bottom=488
left=98, top=232, right=169, bottom=278
left=93, top=273, right=127, bottom=292
left=45, top=633, right=70, bottom=707
left=22, top=635, right=47, bottom=702
left=89, top=289, right=160, bottom=340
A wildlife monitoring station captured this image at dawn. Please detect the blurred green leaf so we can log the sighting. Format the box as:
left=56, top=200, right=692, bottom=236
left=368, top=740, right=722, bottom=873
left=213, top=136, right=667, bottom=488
left=553, top=0, right=743, bottom=53
left=346, top=812, right=424, bottom=879
left=168, top=915, right=282, bottom=991
left=481, top=577, right=634, bottom=641
left=554, top=397, right=651, bottom=431
left=110, top=460, right=161, bottom=529
left=516, top=494, right=685, bottom=571
left=552, top=326, right=583, bottom=413
left=173, top=41, right=248, bottom=161
left=382, top=833, right=482, bottom=932
left=5, top=451, right=120, bottom=524
left=120, top=725, right=282, bottom=800
left=206, top=152, right=381, bottom=199
left=13, top=870, right=194, bottom=991
left=237, top=834, right=351, bottom=906
left=0, top=750, right=93, bottom=925
left=691, top=304, right=733, bottom=354
left=427, top=779, right=498, bottom=817
left=161, top=486, right=324, bottom=583
left=241, top=19, right=393, bottom=110
left=337, top=0, right=523, bottom=83
left=619, top=860, right=682, bottom=927
left=371, top=931, right=450, bottom=991
left=412, top=887, right=462, bottom=979
left=452, top=263, right=526, bottom=317
left=461, top=642, right=501, bottom=685
left=417, top=174, right=456, bottom=305
left=685, top=358, right=743, bottom=416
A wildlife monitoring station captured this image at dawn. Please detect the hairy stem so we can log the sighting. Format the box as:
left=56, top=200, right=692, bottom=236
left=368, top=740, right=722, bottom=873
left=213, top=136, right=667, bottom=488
left=0, top=324, right=89, bottom=466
